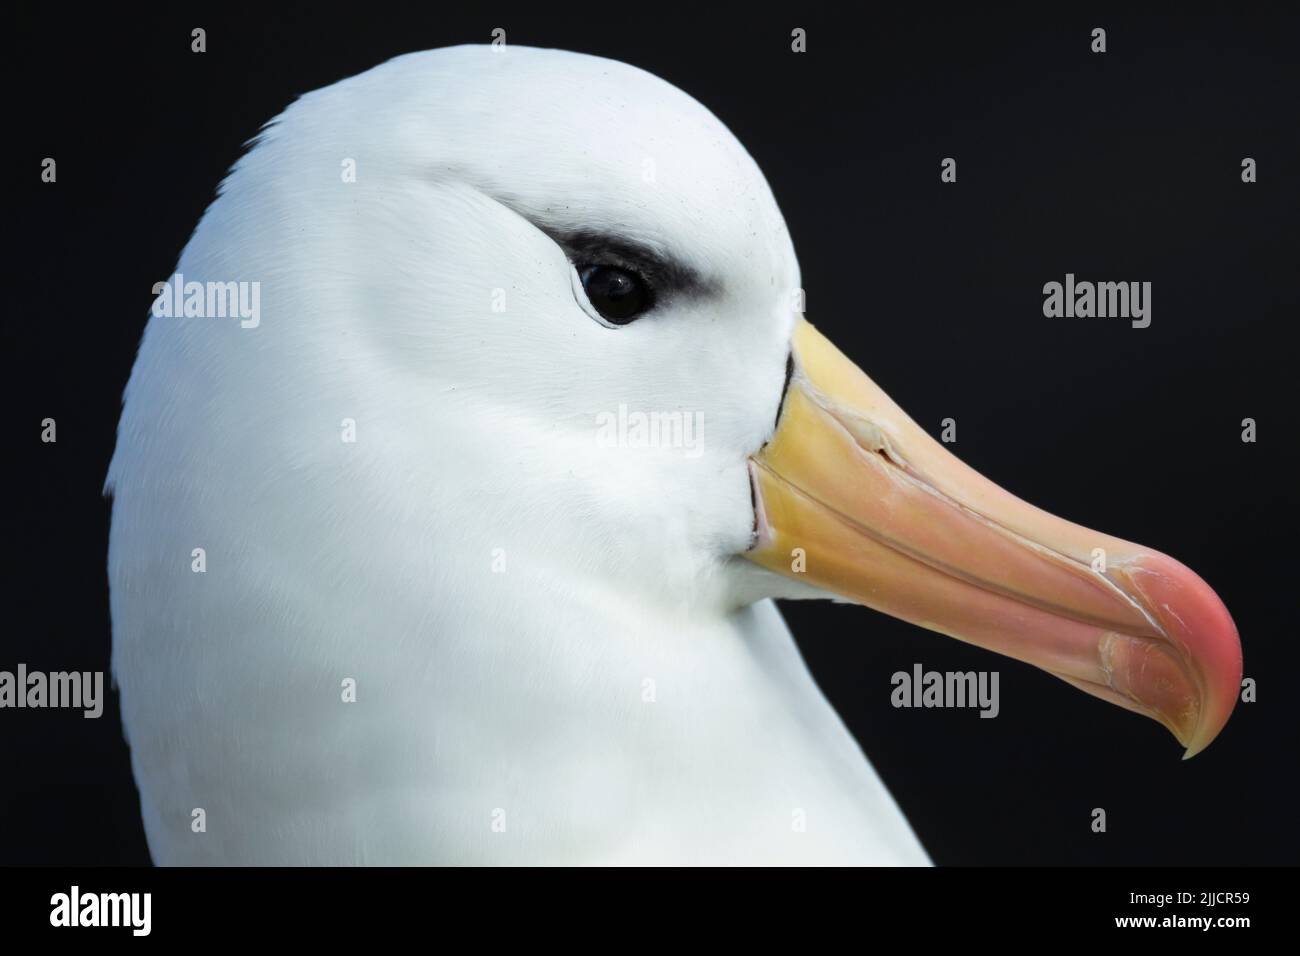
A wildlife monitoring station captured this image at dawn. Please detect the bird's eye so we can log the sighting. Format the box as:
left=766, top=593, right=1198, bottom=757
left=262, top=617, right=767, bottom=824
left=578, top=264, right=651, bottom=324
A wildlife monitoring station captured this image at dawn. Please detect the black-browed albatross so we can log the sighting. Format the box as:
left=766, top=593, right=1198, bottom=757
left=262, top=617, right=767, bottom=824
left=106, top=46, right=1242, bottom=865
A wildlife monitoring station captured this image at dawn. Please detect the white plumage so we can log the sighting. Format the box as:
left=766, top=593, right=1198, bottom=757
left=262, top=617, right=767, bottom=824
left=107, top=45, right=929, bottom=865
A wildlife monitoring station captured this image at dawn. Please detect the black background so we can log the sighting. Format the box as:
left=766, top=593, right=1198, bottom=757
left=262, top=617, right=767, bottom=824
left=4, top=5, right=1298, bottom=866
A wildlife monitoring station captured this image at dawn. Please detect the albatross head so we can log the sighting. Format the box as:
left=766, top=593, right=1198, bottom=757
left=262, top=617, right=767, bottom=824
left=109, top=46, right=1241, bottom=855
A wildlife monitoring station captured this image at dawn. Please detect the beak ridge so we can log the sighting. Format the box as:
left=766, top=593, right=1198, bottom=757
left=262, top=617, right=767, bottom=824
left=747, top=319, right=1242, bottom=755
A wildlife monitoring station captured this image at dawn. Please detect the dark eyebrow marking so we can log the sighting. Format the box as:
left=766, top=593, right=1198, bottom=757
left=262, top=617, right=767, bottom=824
left=465, top=184, right=717, bottom=304
left=544, top=229, right=709, bottom=301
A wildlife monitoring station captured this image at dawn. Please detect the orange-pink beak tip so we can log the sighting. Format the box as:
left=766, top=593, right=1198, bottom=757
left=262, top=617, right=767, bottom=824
left=1121, top=554, right=1243, bottom=759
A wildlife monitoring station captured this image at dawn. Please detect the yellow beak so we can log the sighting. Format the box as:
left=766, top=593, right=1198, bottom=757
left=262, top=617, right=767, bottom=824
left=746, top=319, right=1242, bottom=757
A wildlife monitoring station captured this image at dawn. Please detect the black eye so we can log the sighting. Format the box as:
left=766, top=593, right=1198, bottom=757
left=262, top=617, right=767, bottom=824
left=579, top=264, right=651, bottom=324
